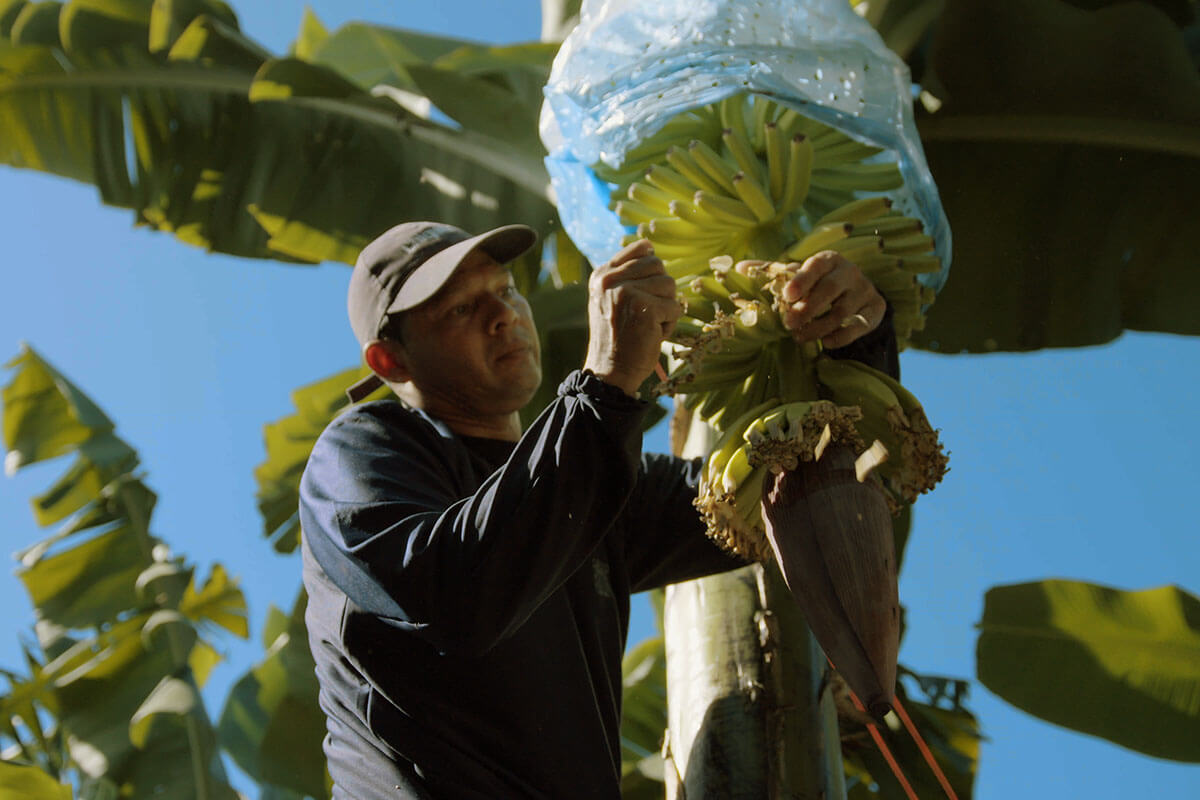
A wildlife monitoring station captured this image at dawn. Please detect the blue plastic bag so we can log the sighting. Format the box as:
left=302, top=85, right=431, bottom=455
left=540, top=0, right=950, bottom=289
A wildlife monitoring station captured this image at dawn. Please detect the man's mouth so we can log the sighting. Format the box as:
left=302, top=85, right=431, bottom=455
left=496, top=343, right=532, bottom=363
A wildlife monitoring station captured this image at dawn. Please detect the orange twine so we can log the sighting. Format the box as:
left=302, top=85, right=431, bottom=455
left=893, top=695, right=960, bottom=800
left=833, top=659, right=959, bottom=800
left=844, top=683, right=920, bottom=800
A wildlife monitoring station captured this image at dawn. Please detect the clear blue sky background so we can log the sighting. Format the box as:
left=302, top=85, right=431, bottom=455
left=1, top=1, right=1198, bottom=797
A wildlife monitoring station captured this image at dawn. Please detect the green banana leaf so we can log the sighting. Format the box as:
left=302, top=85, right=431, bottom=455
left=1, top=344, right=247, bottom=799
left=218, top=589, right=328, bottom=800
left=909, top=0, right=1200, bottom=352
left=0, top=0, right=557, bottom=268
left=619, top=589, right=668, bottom=799
left=302, top=18, right=556, bottom=151
left=0, top=761, right=73, bottom=800
left=255, top=365, right=377, bottom=553
left=976, top=579, right=1200, bottom=762
left=0, top=652, right=70, bottom=785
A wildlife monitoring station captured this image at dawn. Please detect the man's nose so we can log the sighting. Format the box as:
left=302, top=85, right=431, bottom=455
left=485, top=293, right=520, bottom=334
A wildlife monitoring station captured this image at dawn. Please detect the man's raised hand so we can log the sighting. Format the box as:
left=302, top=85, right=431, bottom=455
left=584, top=239, right=681, bottom=397
left=738, top=251, right=885, bottom=349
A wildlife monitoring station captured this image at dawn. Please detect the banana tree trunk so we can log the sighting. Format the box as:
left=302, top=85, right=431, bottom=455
left=663, top=417, right=846, bottom=799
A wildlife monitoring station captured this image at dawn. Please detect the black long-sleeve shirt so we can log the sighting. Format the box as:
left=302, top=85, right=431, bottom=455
left=300, top=370, right=744, bottom=799
left=299, top=313, right=898, bottom=799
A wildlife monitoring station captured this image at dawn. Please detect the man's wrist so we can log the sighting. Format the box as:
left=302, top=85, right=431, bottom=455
left=581, top=365, right=640, bottom=398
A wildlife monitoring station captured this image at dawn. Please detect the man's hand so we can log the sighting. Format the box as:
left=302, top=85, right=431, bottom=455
left=584, top=239, right=681, bottom=397
left=739, top=251, right=885, bottom=349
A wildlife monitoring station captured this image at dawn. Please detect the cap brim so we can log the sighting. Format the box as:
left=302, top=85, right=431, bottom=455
left=386, top=224, right=537, bottom=314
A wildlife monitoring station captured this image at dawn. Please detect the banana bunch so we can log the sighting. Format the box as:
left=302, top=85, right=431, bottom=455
left=602, top=94, right=908, bottom=267
left=601, top=94, right=903, bottom=227
left=815, top=357, right=949, bottom=506
left=663, top=260, right=790, bottom=429
left=694, top=398, right=868, bottom=561
left=601, top=92, right=948, bottom=557
left=596, top=93, right=939, bottom=346
left=660, top=254, right=948, bottom=542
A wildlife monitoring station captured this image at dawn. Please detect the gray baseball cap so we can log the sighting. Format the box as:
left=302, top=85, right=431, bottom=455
left=345, top=221, right=538, bottom=402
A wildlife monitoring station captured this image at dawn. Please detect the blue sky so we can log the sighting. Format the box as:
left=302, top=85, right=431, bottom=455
left=1, top=1, right=1198, bottom=797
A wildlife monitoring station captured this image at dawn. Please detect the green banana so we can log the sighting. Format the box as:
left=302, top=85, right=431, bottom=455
left=811, top=162, right=905, bottom=192
left=775, top=134, right=814, bottom=220
left=732, top=171, right=776, bottom=223
left=764, top=121, right=787, bottom=201
left=808, top=126, right=848, bottom=149
left=730, top=463, right=768, bottom=528
left=716, top=264, right=771, bottom=303
left=645, top=163, right=702, bottom=201
left=784, top=221, right=853, bottom=262
left=752, top=97, right=775, bottom=147
left=664, top=255, right=721, bottom=279
left=689, top=275, right=736, bottom=309
left=744, top=404, right=794, bottom=446
left=666, top=146, right=726, bottom=195
left=644, top=217, right=728, bottom=244
left=868, top=267, right=919, bottom=298
left=670, top=353, right=762, bottom=396
left=833, top=238, right=888, bottom=266
left=626, top=182, right=676, bottom=215
left=694, top=191, right=759, bottom=227
left=881, top=232, right=936, bottom=255
left=899, top=254, right=942, bottom=274
left=722, top=127, right=764, bottom=186
left=814, top=357, right=948, bottom=502
left=815, top=196, right=894, bottom=226
left=719, top=445, right=755, bottom=495
left=688, top=139, right=739, bottom=195
left=697, top=380, right=739, bottom=420
left=813, top=136, right=885, bottom=165
left=667, top=198, right=713, bottom=228
left=702, top=396, right=781, bottom=484
left=718, top=96, right=753, bottom=153
left=856, top=215, right=922, bottom=237
left=613, top=200, right=658, bottom=226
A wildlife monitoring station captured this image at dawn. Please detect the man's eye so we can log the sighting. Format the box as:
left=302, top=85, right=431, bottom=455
left=500, top=286, right=517, bottom=298
left=452, top=302, right=472, bottom=316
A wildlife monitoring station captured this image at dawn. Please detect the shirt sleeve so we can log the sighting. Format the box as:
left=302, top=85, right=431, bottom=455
left=621, top=453, right=749, bottom=592
left=299, top=370, right=650, bottom=657
left=826, top=301, right=901, bottom=380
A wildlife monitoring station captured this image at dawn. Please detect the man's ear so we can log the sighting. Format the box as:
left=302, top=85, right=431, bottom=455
left=364, top=339, right=412, bottom=384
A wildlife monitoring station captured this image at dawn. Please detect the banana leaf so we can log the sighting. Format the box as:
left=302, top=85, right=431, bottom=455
left=619, top=590, right=668, bottom=800
left=977, top=579, right=1200, bottom=762
left=909, top=0, right=1200, bottom=352
left=0, top=0, right=557, bottom=268
left=1, top=344, right=246, bottom=799
left=218, top=589, right=328, bottom=800
left=0, top=761, right=73, bottom=800
left=303, top=19, right=556, bottom=150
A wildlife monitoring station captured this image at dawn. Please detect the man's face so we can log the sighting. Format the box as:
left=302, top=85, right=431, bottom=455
left=397, top=250, right=542, bottom=419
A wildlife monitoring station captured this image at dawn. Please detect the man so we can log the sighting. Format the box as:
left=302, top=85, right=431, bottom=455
left=299, top=221, right=893, bottom=798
